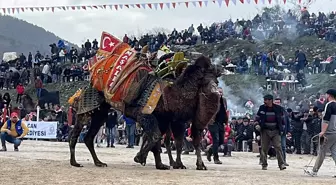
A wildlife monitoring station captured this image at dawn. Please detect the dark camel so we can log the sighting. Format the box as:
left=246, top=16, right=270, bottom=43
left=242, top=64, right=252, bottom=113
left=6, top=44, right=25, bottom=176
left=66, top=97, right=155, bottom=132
left=68, top=56, right=222, bottom=170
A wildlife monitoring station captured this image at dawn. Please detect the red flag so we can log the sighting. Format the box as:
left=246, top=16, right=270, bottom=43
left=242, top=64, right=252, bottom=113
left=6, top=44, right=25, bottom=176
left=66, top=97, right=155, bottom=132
left=283, top=0, right=286, bottom=4
left=147, top=3, right=151, bottom=9
left=185, top=2, right=189, bottom=8
left=93, top=6, right=98, bottom=9
left=225, top=0, right=230, bottom=6
left=71, top=6, right=75, bottom=10
left=240, top=0, right=244, bottom=3
left=21, top=8, right=24, bottom=12
left=12, top=8, right=15, bottom=14
left=125, top=4, right=129, bottom=8
left=2, top=8, right=5, bottom=14
left=82, top=6, right=86, bottom=10
left=199, top=1, right=203, bottom=7
left=213, top=0, right=215, bottom=3
left=103, top=5, right=106, bottom=9
left=298, top=0, right=302, bottom=3
left=172, top=2, right=176, bottom=8
left=99, top=32, right=122, bottom=53
left=52, top=7, right=54, bottom=12
left=268, top=0, right=272, bottom=3
left=114, top=5, right=118, bottom=10
left=254, top=0, right=258, bottom=4
left=159, top=3, right=164, bottom=9
left=136, top=4, right=141, bottom=8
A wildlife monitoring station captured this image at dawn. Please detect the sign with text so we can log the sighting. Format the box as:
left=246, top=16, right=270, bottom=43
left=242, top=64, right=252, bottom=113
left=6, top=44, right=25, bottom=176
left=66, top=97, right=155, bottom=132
left=25, top=121, right=58, bottom=139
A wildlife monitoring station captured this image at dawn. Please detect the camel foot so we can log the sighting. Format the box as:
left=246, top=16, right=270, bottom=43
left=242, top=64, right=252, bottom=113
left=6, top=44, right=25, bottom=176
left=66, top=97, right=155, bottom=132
left=70, top=161, right=83, bottom=167
left=156, top=163, right=170, bottom=170
left=172, top=161, right=187, bottom=169
left=196, top=162, right=207, bottom=170
left=134, top=154, right=147, bottom=166
left=94, top=161, right=108, bottom=167
left=169, top=160, right=176, bottom=167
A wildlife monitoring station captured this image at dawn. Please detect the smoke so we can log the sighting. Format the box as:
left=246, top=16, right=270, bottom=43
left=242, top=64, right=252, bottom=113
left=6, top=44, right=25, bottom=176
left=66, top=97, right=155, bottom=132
left=212, top=55, right=224, bottom=65
left=218, top=76, right=264, bottom=116
left=252, top=6, right=299, bottom=42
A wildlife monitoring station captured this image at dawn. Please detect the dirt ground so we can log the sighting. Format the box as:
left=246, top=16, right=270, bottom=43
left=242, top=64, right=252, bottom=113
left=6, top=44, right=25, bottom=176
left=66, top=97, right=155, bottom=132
left=0, top=141, right=335, bottom=185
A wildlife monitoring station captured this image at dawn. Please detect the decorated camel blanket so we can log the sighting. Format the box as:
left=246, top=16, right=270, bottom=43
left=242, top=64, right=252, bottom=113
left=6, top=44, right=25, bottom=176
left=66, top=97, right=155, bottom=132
left=83, top=31, right=161, bottom=113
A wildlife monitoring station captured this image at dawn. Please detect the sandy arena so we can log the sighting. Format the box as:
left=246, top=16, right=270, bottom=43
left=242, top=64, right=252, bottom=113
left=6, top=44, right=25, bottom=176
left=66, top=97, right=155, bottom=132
left=0, top=140, right=335, bottom=185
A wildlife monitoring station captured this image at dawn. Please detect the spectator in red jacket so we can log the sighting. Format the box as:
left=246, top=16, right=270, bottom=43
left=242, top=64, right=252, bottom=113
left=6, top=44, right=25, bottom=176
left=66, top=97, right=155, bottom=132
left=35, top=76, right=43, bottom=98
left=16, top=83, right=25, bottom=104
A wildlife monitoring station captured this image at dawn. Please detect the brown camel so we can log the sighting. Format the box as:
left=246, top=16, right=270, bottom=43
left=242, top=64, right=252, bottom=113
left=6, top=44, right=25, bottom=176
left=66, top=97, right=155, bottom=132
left=68, top=55, right=221, bottom=170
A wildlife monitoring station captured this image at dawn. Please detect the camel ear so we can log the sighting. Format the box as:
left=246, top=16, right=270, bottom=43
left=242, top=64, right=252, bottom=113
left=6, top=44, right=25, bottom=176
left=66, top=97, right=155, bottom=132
left=194, top=55, right=211, bottom=70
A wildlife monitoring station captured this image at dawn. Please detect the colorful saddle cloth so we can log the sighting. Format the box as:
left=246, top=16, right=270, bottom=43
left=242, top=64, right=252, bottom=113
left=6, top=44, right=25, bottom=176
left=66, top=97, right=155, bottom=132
left=87, top=31, right=159, bottom=113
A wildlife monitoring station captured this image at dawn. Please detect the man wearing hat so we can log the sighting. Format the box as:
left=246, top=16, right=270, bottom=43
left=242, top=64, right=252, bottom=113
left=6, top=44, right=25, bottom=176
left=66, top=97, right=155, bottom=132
left=255, top=94, right=286, bottom=170
left=306, top=89, right=336, bottom=177
left=0, top=112, right=29, bottom=151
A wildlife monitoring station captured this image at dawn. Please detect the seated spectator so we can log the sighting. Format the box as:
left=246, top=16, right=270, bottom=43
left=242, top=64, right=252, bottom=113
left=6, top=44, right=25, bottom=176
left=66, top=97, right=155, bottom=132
left=182, top=122, right=194, bottom=155
left=201, top=128, right=212, bottom=152
left=235, top=117, right=253, bottom=151
left=0, top=112, right=29, bottom=152
left=223, top=122, right=235, bottom=157
left=57, top=122, right=69, bottom=142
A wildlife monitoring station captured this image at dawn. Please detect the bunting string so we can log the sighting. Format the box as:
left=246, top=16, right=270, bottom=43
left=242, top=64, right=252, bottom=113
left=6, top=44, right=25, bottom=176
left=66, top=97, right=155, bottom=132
left=0, top=0, right=303, bottom=14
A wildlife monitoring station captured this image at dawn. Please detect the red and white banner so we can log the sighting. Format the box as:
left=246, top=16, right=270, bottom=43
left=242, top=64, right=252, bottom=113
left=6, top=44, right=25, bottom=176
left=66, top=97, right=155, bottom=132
left=0, top=0, right=304, bottom=14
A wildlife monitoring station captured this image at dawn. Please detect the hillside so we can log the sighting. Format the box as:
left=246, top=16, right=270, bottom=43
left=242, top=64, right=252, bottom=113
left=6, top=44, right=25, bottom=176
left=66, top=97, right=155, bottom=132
left=192, top=36, right=336, bottom=63
left=0, top=15, right=76, bottom=58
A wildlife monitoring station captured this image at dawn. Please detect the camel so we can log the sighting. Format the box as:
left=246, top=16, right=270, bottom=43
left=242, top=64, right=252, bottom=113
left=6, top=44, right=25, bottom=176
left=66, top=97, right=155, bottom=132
left=68, top=55, right=222, bottom=170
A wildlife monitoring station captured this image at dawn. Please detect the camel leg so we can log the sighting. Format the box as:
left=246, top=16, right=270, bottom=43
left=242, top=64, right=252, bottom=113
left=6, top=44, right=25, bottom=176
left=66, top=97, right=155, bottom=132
left=191, top=124, right=207, bottom=170
left=134, top=114, right=163, bottom=168
left=164, top=128, right=176, bottom=166
left=69, top=114, right=84, bottom=167
left=171, top=122, right=187, bottom=169
left=134, top=133, right=149, bottom=166
left=84, top=114, right=107, bottom=167
left=152, top=140, right=170, bottom=170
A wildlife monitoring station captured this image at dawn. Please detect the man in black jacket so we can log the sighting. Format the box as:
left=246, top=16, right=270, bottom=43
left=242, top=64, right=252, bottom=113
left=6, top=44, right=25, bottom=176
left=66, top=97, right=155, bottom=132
left=207, top=88, right=228, bottom=164
left=255, top=94, right=286, bottom=170
left=274, top=98, right=291, bottom=166
left=106, top=109, right=118, bottom=148
left=301, top=110, right=313, bottom=154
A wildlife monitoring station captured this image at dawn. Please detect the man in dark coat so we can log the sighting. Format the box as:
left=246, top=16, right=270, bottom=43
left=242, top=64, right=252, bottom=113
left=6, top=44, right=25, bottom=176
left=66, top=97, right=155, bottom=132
left=255, top=94, right=286, bottom=170
left=106, top=109, right=118, bottom=148
left=274, top=98, right=291, bottom=166
left=207, top=88, right=228, bottom=164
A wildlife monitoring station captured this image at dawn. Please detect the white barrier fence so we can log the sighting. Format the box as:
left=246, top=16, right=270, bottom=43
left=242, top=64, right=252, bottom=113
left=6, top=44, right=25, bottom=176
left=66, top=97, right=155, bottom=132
left=25, top=121, right=58, bottom=139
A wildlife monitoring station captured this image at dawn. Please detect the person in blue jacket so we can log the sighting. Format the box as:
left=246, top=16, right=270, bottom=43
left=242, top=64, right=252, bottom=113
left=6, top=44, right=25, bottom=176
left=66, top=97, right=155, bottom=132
left=122, top=115, right=136, bottom=148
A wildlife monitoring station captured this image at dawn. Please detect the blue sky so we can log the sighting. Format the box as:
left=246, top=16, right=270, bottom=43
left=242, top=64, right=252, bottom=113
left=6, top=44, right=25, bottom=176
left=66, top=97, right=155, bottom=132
left=0, top=0, right=334, bottom=44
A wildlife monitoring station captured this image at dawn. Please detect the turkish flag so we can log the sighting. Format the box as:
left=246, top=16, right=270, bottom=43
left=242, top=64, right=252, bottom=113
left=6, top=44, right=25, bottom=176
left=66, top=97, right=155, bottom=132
left=99, top=32, right=122, bottom=53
